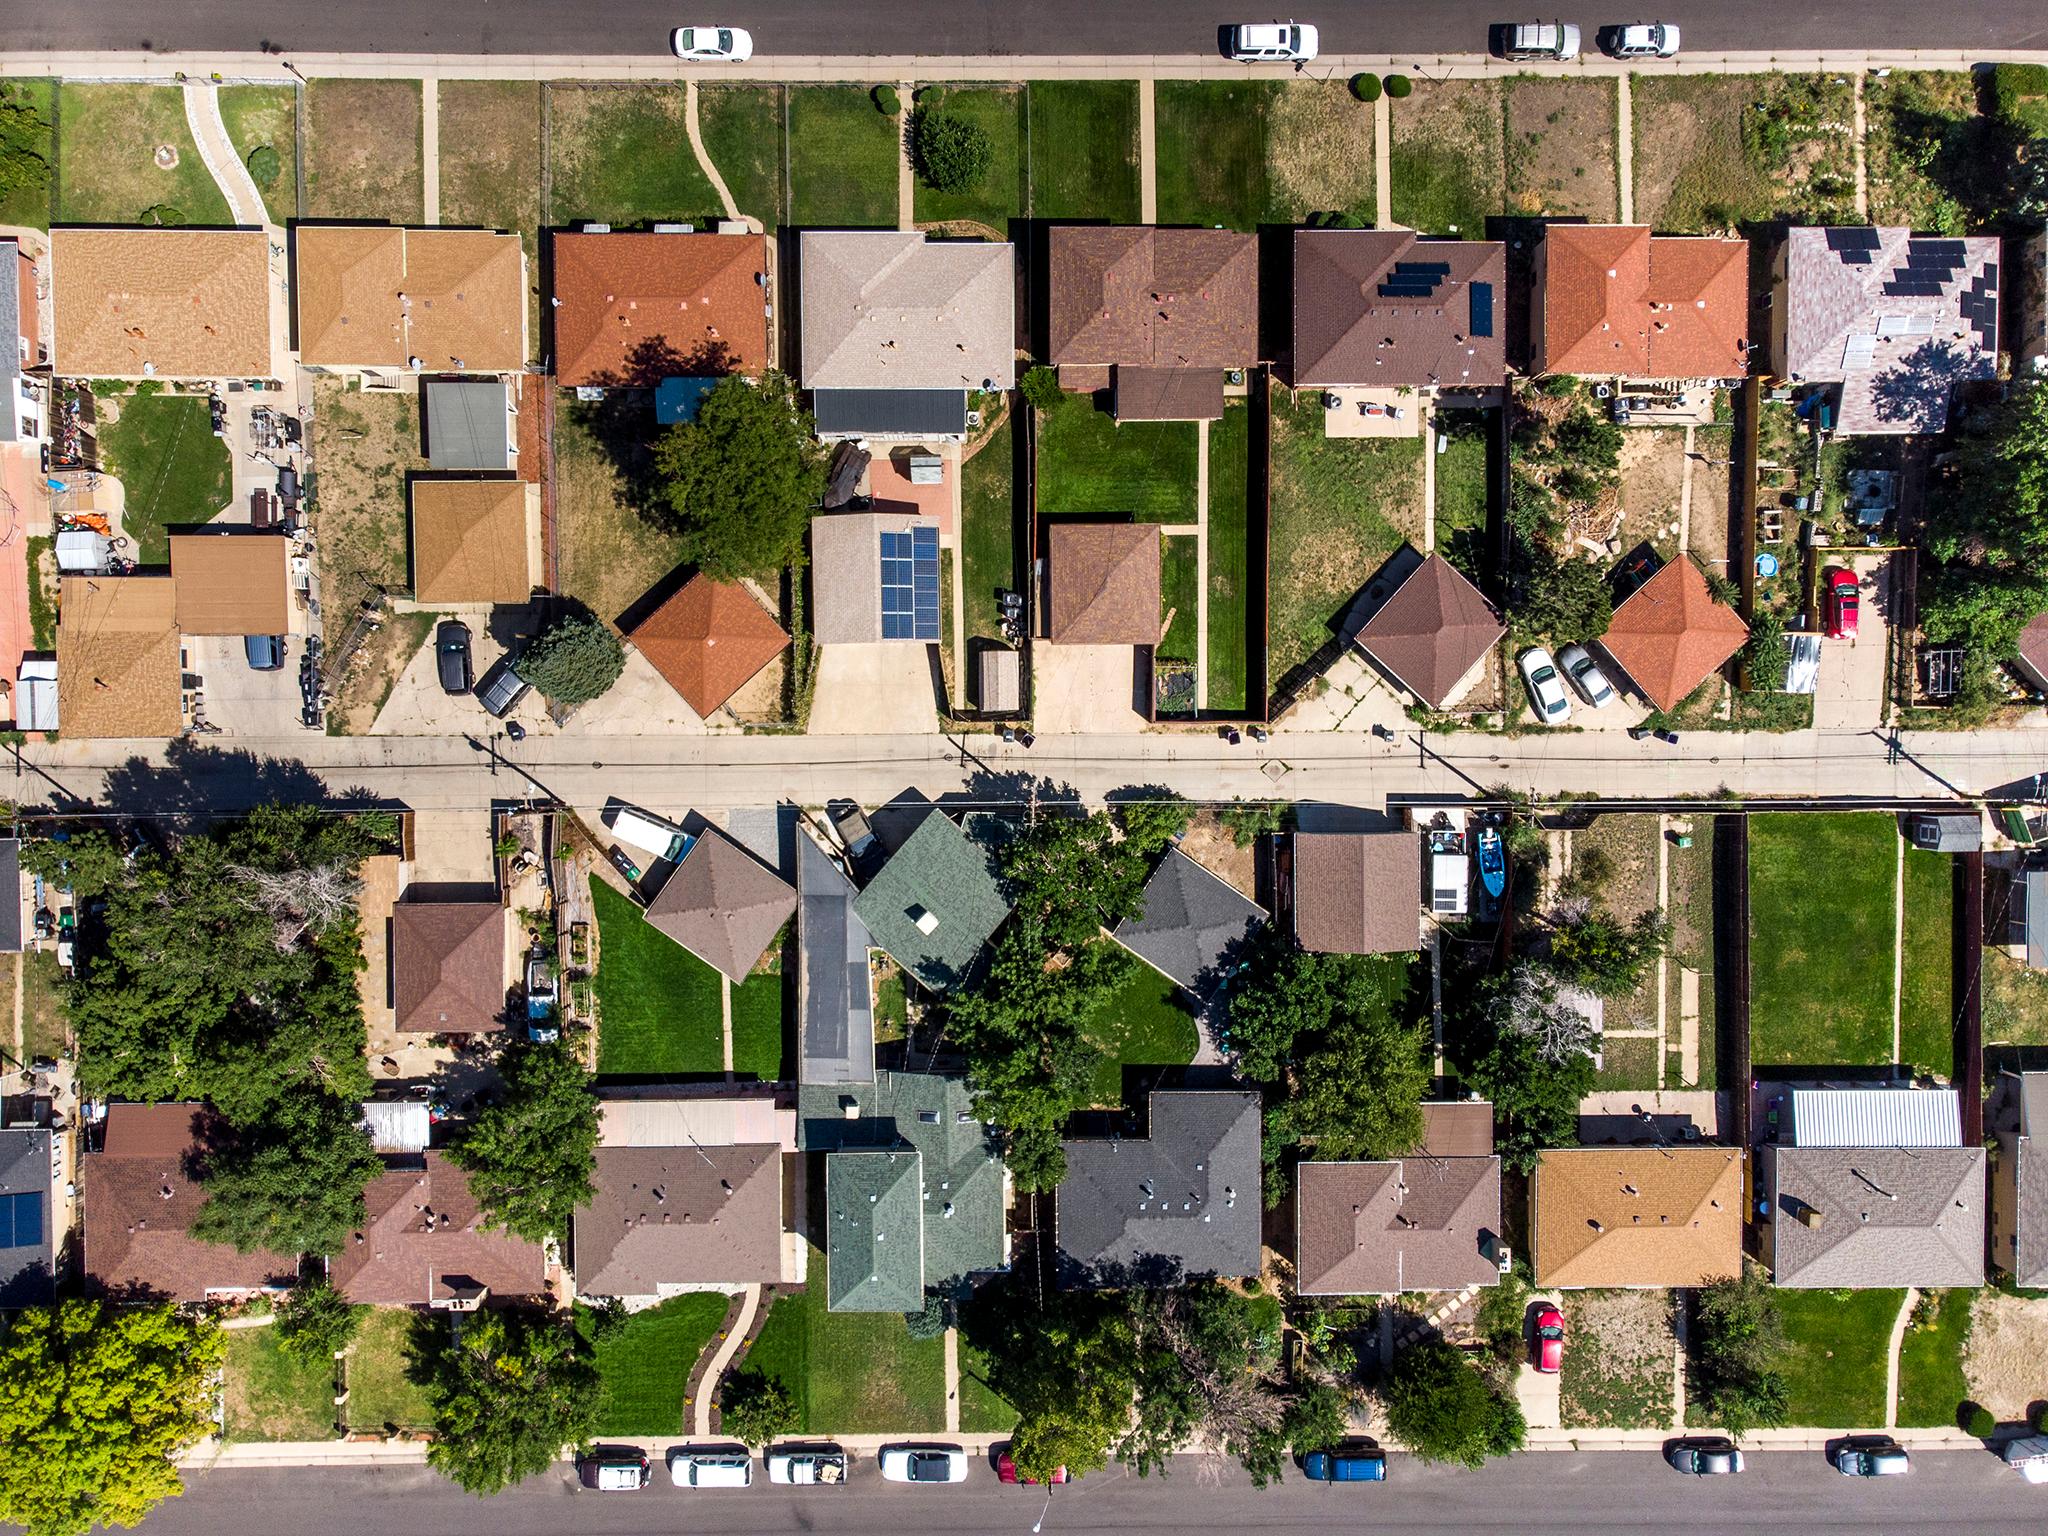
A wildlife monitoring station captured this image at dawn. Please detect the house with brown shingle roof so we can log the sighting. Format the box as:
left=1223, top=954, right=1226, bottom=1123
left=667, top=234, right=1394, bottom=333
left=1293, top=230, right=1507, bottom=391
left=1534, top=225, right=1750, bottom=380
left=1531, top=1146, right=1743, bottom=1288
left=1048, top=226, right=1257, bottom=420
left=643, top=828, right=796, bottom=983
left=56, top=575, right=182, bottom=739
left=392, top=898, right=508, bottom=1034
left=1346, top=552, right=1504, bottom=709
left=1292, top=831, right=1423, bottom=954
left=83, top=1103, right=298, bottom=1302
left=51, top=228, right=277, bottom=380
left=169, top=528, right=290, bottom=637
left=409, top=478, right=535, bottom=605
left=1595, top=557, right=1749, bottom=712
left=1296, top=1145, right=1503, bottom=1294
left=627, top=573, right=790, bottom=719
left=294, top=225, right=526, bottom=374
left=550, top=230, right=771, bottom=385
left=329, top=1152, right=548, bottom=1306
left=1046, top=522, right=1161, bottom=646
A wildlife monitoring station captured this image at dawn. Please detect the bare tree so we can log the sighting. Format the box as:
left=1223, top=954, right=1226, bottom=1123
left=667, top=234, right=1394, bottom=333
left=229, top=863, right=363, bottom=951
left=1495, top=964, right=1598, bottom=1066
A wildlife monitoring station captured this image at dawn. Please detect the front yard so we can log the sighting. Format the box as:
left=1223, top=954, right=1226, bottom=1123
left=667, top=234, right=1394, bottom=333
left=1558, top=1290, right=1675, bottom=1430
left=912, top=85, right=1025, bottom=230
left=97, top=393, right=232, bottom=563
left=546, top=84, right=720, bottom=228
left=1389, top=79, right=1504, bottom=235
left=217, top=85, right=299, bottom=224
left=580, top=1292, right=731, bottom=1436
left=1773, top=1287, right=1902, bottom=1429
left=343, top=1307, right=434, bottom=1433
left=1034, top=391, right=1198, bottom=523
left=1632, top=74, right=1857, bottom=230
left=55, top=83, right=228, bottom=226
left=698, top=84, right=785, bottom=227
left=1748, top=814, right=1898, bottom=1068
left=304, top=79, right=423, bottom=221
left=0, top=80, right=53, bottom=229
left=956, top=1337, right=1022, bottom=1433
left=1154, top=80, right=1277, bottom=230
left=1504, top=77, right=1618, bottom=221
left=224, top=1323, right=335, bottom=1443
left=741, top=1250, right=947, bottom=1433
left=1206, top=398, right=1252, bottom=714
left=788, top=85, right=900, bottom=227
left=590, top=876, right=725, bottom=1077
left=1026, top=81, right=1141, bottom=221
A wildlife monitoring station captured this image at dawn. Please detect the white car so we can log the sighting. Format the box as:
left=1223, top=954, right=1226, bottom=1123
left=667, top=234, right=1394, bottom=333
left=1557, top=643, right=1616, bottom=708
left=666, top=1450, right=753, bottom=1488
left=1605, top=21, right=1680, bottom=57
left=879, top=1445, right=969, bottom=1484
left=1519, top=646, right=1573, bottom=725
left=670, top=25, right=754, bottom=61
left=1229, top=22, right=1319, bottom=61
left=1502, top=20, right=1582, bottom=60
left=767, top=1450, right=846, bottom=1485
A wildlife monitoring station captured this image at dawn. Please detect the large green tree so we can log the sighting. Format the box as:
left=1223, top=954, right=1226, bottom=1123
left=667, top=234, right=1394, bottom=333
left=652, top=372, right=824, bottom=580
left=961, top=1280, right=1138, bottom=1484
left=1382, top=1337, right=1526, bottom=1468
left=192, top=1085, right=381, bottom=1257
left=416, top=1308, right=601, bottom=1495
left=1547, top=908, right=1669, bottom=997
left=1922, top=380, right=2048, bottom=658
left=449, top=1037, right=599, bottom=1242
left=517, top=609, right=624, bottom=706
left=0, top=1300, right=224, bottom=1536
left=1688, top=1270, right=1790, bottom=1436
left=1460, top=963, right=1597, bottom=1173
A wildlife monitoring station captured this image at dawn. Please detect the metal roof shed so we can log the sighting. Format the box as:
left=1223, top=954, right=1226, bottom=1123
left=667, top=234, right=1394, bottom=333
left=1789, top=1087, right=1962, bottom=1148
left=978, top=646, right=1020, bottom=713
left=422, top=378, right=512, bottom=470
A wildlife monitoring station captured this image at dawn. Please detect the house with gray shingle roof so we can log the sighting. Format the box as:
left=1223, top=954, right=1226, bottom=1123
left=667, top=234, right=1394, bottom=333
left=1111, top=846, right=1266, bottom=1000
left=643, top=828, right=796, bottom=984
left=798, top=833, right=875, bottom=1086
left=1992, top=1071, right=2048, bottom=1289
left=851, top=812, right=1011, bottom=993
left=1763, top=1143, right=1985, bottom=1288
left=825, top=1150, right=925, bottom=1312
left=1055, top=1091, right=1262, bottom=1289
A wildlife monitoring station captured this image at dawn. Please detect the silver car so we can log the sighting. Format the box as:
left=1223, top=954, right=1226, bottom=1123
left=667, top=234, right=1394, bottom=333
left=1557, top=643, right=1616, bottom=707
left=1518, top=646, right=1573, bottom=725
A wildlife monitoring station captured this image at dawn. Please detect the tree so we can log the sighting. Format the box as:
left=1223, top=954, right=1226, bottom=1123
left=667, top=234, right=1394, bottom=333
left=1688, top=1270, right=1789, bottom=1437
left=959, top=1279, right=1137, bottom=1484
left=1462, top=963, right=1596, bottom=1173
left=517, top=608, right=624, bottom=706
left=1020, top=365, right=1063, bottom=411
left=1547, top=908, right=1669, bottom=997
left=1511, top=542, right=1613, bottom=641
left=1382, top=1337, right=1526, bottom=1468
left=1921, top=380, right=2048, bottom=658
left=0, top=1300, right=224, bottom=1536
left=653, top=372, right=824, bottom=580
left=1223, top=941, right=1339, bottom=1082
left=1282, top=1379, right=1351, bottom=1460
left=718, top=1370, right=798, bottom=1449
left=449, top=1037, right=599, bottom=1242
left=276, top=1278, right=362, bottom=1364
left=417, top=1308, right=601, bottom=1495
left=909, top=105, right=994, bottom=192
left=0, top=92, right=50, bottom=209
left=1122, top=1285, right=1290, bottom=1484
left=1116, top=792, right=1193, bottom=857
left=1276, top=1012, right=1428, bottom=1164
left=191, top=1085, right=382, bottom=1257
left=1742, top=608, right=1790, bottom=692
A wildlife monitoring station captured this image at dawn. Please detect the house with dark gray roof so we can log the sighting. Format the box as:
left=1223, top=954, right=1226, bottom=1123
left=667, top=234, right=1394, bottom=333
left=851, top=812, right=1011, bottom=992
left=798, top=833, right=875, bottom=1086
left=1763, top=1143, right=1984, bottom=1287
left=0, top=1125, right=54, bottom=1306
left=1992, top=1071, right=2048, bottom=1289
left=825, top=1150, right=925, bottom=1311
left=1054, top=1091, right=1262, bottom=1289
left=1111, top=846, right=1266, bottom=1000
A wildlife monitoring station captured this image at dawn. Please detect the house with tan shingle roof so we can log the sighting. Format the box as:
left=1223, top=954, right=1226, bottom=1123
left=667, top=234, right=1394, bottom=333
left=1531, top=1146, right=1743, bottom=1288
left=52, top=228, right=276, bottom=380
left=550, top=230, right=771, bottom=385
left=294, top=225, right=526, bottom=374
left=408, top=478, right=536, bottom=606
left=1534, top=225, right=1750, bottom=380
left=56, top=575, right=183, bottom=739
left=168, top=528, right=290, bottom=637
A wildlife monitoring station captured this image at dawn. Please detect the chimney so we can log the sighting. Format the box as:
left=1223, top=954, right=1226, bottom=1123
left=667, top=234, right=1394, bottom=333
left=1797, top=1206, right=1823, bottom=1228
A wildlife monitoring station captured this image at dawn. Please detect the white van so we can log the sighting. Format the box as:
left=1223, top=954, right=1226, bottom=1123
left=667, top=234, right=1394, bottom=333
left=608, top=805, right=691, bottom=864
left=667, top=1450, right=754, bottom=1488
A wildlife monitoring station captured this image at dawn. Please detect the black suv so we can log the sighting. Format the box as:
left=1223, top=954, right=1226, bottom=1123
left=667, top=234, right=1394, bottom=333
left=435, top=620, right=473, bottom=694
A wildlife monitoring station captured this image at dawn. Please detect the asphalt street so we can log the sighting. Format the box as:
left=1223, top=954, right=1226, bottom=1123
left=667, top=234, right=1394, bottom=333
left=131, top=1451, right=2048, bottom=1534
left=15, top=0, right=2048, bottom=57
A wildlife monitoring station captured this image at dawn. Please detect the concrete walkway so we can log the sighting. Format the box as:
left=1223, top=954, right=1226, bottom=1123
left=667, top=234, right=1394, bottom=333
left=1615, top=73, right=1634, bottom=224
left=1884, top=1287, right=1919, bottom=1430
left=683, top=79, right=742, bottom=223
left=1194, top=418, right=1210, bottom=710
left=691, top=1284, right=761, bottom=1437
left=1137, top=78, right=1157, bottom=225
left=897, top=84, right=915, bottom=230
left=720, top=976, right=734, bottom=1073
left=421, top=77, right=440, bottom=222
left=943, top=1327, right=961, bottom=1433
left=1373, top=89, right=1393, bottom=227
left=182, top=82, right=267, bottom=226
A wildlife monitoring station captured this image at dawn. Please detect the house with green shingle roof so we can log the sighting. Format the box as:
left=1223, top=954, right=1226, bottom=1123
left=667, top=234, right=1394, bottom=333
left=824, top=1149, right=925, bottom=1312
left=851, top=812, right=1011, bottom=992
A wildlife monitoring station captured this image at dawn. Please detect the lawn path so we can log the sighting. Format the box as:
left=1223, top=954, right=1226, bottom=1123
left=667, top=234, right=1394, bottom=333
left=1138, top=78, right=1157, bottom=224
left=1852, top=73, right=1869, bottom=220
left=1616, top=73, right=1634, bottom=224
left=897, top=82, right=915, bottom=230
left=1892, top=830, right=1904, bottom=1061
left=721, top=974, right=734, bottom=1074
left=1421, top=400, right=1437, bottom=551
left=944, top=1327, right=961, bottom=1433
left=693, top=1285, right=760, bottom=1437
left=1677, top=423, right=1695, bottom=556
left=1195, top=418, right=1210, bottom=710
left=421, top=77, right=439, bottom=222
left=1884, top=1287, right=1918, bottom=1429
left=1373, top=89, right=1392, bottom=226
left=183, top=83, right=267, bottom=226
left=682, top=80, right=744, bottom=225
left=10, top=953, right=21, bottom=1067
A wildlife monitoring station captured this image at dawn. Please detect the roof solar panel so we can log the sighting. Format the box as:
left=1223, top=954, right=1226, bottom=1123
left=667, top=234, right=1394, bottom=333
left=1827, top=227, right=1882, bottom=253
left=1469, top=281, right=1495, bottom=339
left=1393, top=261, right=1452, bottom=275
left=0, top=1190, right=41, bottom=1249
left=1842, top=250, right=1872, bottom=265
left=874, top=524, right=939, bottom=641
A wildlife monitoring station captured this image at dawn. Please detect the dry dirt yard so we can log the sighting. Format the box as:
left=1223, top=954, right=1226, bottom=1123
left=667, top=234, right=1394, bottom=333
left=1962, top=1291, right=2048, bottom=1422
left=1613, top=430, right=1688, bottom=558
left=1176, top=811, right=1258, bottom=900
left=1506, top=78, right=1619, bottom=221
left=1560, top=1289, right=1675, bottom=1430
left=1265, top=79, right=1376, bottom=222
left=304, top=79, right=424, bottom=221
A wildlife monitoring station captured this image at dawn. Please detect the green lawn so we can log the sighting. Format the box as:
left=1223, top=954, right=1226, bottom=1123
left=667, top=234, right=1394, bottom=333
left=1081, top=956, right=1200, bottom=1107
left=1206, top=401, right=1251, bottom=714
left=1154, top=81, right=1276, bottom=230
left=1896, top=1288, right=1975, bottom=1429
left=1434, top=409, right=1492, bottom=582
left=56, top=83, right=230, bottom=226
left=591, top=876, right=725, bottom=1076
left=957, top=1336, right=1021, bottom=1433
left=225, top=1324, right=335, bottom=1443
left=1632, top=74, right=1857, bottom=231
left=98, top=394, right=233, bottom=564
left=730, top=925, right=789, bottom=1082
left=217, top=85, right=298, bottom=224
left=698, top=84, right=785, bottom=229
left=961, top=416, right=1015, bottom=647
left=580, top=1292, right=730, bottom=1436
left=19, top=949, right=67, bottom=1061
left=742, top=1248, right=947, bottom=1433
left=1267, top=384, right=1422, bottom=685
left=1595, top=1035, right=1660, bottom=1092
left=912, top=85, right=1025, bottom=230
left=548, top=84, right=720, bottom=227
left=1026, top=81, right=1141, bottom=221
left=874, top=968, right=908, bottom=1043
left=1035, top=390, right=1198, bottom=523
left=1748, top=814, right=1898, bottom=1067
left=1159, top=533, right=1198, bottom=665
left=344, top=1308, right=433, bottom=1433
left=0, top=79, right=54, bottom=228
left=1899, top=850, right=1954, bottom=1078
left=1774, top=1288, right=1902, bottom=1429
left=788, top=85, right=900, bottom=227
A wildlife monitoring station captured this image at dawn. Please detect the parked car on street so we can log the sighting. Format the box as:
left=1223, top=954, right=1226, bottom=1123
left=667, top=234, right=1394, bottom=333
left=579, top=1449, right=649, bottom=1490
left=1833, top=1436, right=1910, bottom=1476
left=880, top=1445, right=968, bottom=1484
left=1557, top=643, right=1616, bottom=707
left=1666, top=1437, right=1744, bottom=1475
left=1601, top=21, right=1680, bottom=56
left=666, top=1449, right=753, bottom=1488
left=1518, top=646, right=1573, bottom=724
left=767, top=1448, right=847, bottom=1485
left=1500, top=20, right=1582, bottom=60
left=1824, top=567, right=1861, bottom=639
left=1533, top=1305, right=1565, bottom=1373
left=1301, top=1447, right=1388, bottom=1482
left=670, top=25, right=753, bottom=60
left=1228, top=21, right=1319, bottom=60
left=997, top=1451, right=1069, bottom=1484
left=435, top=619, right=473, bottom=694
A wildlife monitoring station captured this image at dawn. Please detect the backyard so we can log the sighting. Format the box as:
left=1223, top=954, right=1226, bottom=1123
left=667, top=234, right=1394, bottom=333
left=1632, top=74, right=1858, bottom=231
left=580, top=1292, right=730, bottom=1436
left=553, top=396, right=687, bottom=629
left=303, top=79, right=423, bottom=222
left=55, top=83, right=228, bottom=226
left=18, top=949, right=68, bottom=1062
left=730, top=927, right=791, bottom=1082
left=223, top=1323, right=334, bottom=1443
left=306, top=380, right=426, bottom=648
left=1748, top=814, right=1898, bottom=1067
left=97, top=392, right=232, bottom=564
left=1206, top=398, right=1252, bottom=714
left=546, top=84, right=721, bottom=228
left=912, top=85, right=1025, bottom=231
left=1159, top=534, right=1199, bottom=666
left=1898, top=848, right=1955, bottom=1079
left=1773, top=1287, right=1902, bottom=1428
left=1558, top=1290, right=1675, bottom=1430
left=590, top=877, right=725, bottom=1077
left=1665, top=817, right=1720, bottom=1090
left=960, top=415, right=1016, bottom=652
left=1034, top=390, right=1198, bottom=523
left=1434, top=409, right=1493, bottom=584
left=344, top=1307, right=433, bottom=1433
left=1026, top=81, right=1140, bottom=221
left=1389, top=79, right=1504, bottom=236
left=741, top=1251, right=948, bottom=1433
left=788, top=85, right=900, bottom=228
left=1081, top=956, right=1200, bottom=1108
left=217, top=85, right=299, bottom=224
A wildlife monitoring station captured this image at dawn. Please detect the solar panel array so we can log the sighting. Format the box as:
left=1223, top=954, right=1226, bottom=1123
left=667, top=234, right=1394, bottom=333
left=879, top=524, right=940, bottom=641
left=1961, top=266, right=1999, bottom=351
left=1378, top=260, right=1452, bottom=300
left=1826, top=227, right=1881, bottom=266
left=1469, top=281, right=1495, bottom=338
left=0, top=1190, right=42, bottom=1249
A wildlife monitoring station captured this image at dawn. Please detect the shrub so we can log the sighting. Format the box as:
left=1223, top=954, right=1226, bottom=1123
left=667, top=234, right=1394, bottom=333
left=518, top=609, right=625, bottom=705
left=719, top=1369, right=799, bottom=1449
left=140, top=203, right=185, bottom=227
left=1742, top=610, right=1790, bottom=691
left=909, top=106, right=994, bottom=193
left=1964, top=1402, right=1997, bottom=1438
left=245, top=143, right=281, bottom=187
left=275, top=1278, right=361, bottom=1363
left=1020, top=365, right=1063, bottom=411
left=904, top=1294, right=949, bottom=1340
left=872, top=83, right=900, bottom=116
left=1384, top=74, right=1412, bottom=98
left=1991, top=62, right=2048, bottom=127
left=1350, top=73, right=1382, bottom=103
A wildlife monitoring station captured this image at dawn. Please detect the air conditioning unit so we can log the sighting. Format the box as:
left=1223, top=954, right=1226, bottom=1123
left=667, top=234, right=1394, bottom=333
left=1495, top=1243, right=1514, bottom=1275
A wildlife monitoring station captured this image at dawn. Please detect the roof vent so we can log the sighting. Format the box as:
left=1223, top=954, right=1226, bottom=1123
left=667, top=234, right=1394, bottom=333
left=911, top=905, right=940, bottom=936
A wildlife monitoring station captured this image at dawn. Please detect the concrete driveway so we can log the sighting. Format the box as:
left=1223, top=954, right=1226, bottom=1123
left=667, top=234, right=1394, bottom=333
left=1033, top=643, right=1146, bottom=733
left=188, top=634, right=310, bottom=736
left=1813, top=554, right=1889, bottom=731
left=808, top=644, right=940, bottom=735
left=1513, top=1294, right=1566, bottom=1430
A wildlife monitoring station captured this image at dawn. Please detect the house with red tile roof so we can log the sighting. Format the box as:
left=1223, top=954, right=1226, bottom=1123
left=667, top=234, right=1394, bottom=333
left=1594, top=557, right=1749, bottom=712
left=549, top=230, right=771, bottom=386
left=627, top=573, right=790, bottom=719
left=1534, top=225, right=1749, bottom=380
